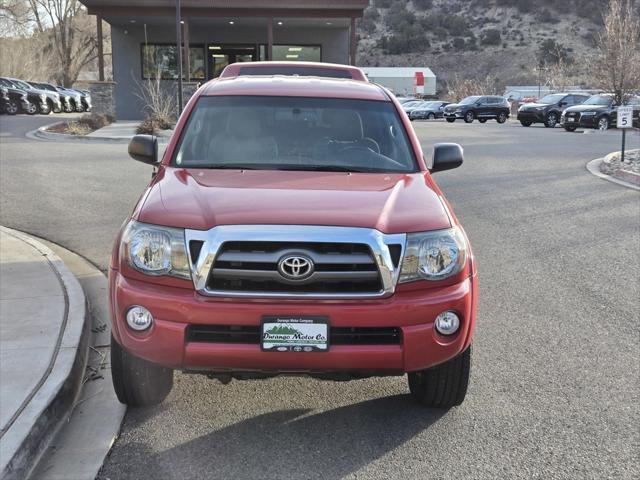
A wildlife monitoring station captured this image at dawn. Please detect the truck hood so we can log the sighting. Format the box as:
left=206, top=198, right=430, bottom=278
left=137, top=168, right=451, bottom=234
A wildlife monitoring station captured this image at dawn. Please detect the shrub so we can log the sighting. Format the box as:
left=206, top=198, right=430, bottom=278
left=481, top=28, right=502, bottom=45
left=452, top=37, right=466, bottom=50
left=65, top=113, right=113, bottom=135
left=412, top=0, right=433, bottom=9
left=136, top=115, right=173, bottom=135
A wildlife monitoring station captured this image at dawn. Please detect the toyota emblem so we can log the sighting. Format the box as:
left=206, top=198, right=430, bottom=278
left=277, top=254, right=314, bottom=281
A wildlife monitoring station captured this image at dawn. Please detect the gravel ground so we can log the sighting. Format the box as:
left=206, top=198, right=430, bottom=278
left=1, top=116, right=639, bottom=480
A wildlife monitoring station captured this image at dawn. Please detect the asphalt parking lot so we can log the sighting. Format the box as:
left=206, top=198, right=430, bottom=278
left=1, top=115, right=638, bottom=479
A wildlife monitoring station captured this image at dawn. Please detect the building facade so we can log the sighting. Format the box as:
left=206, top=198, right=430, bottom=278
left=82, top=1, right=369, bottom=119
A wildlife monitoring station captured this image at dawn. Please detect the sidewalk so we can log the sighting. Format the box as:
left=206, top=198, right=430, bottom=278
left=0, top=227, right=87, bottom=480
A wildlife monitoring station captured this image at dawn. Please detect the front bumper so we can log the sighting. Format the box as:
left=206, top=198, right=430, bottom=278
left=517, top=110, right=545, bottom=122
left=110, top=270, right=477, bottom=374
left=443, top=111, right=465, bottom=119
left=561, top=113, right=598, bottom=128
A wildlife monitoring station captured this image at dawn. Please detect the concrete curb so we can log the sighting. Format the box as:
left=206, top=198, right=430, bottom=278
left=586, top=157, right=640, bottom=192
left=26, top=121, right=172, bottom=144
left=25, top=122, right=131, bottom=144
left=0, top=227, right=90, bottom=480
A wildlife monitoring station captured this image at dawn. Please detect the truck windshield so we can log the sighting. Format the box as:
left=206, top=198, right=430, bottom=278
left=173, top=96, right=418, bottom=173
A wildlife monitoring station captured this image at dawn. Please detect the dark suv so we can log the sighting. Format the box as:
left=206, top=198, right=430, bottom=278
left=444, top=96, right=510, bottom=124
left=561, top=94, right=640, bottom=131
left=517, top=93, right=589, bottom=128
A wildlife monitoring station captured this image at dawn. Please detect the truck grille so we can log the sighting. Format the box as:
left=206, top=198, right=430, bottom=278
left=207, top=241, right=383, bottom=294
left=187, top=325, right=402, bottom=345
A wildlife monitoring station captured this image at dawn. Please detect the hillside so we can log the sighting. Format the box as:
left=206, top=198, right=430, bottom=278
left=356, top=0, right=614, bottom=94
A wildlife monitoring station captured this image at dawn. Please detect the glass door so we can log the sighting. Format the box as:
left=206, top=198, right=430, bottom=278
left=207, top=45, right=257, bottom=79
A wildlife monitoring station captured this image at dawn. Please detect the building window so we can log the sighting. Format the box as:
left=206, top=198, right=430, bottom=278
left=259, top=45, right=321, bottom=62
left=141, top=44, right=205, bottom=80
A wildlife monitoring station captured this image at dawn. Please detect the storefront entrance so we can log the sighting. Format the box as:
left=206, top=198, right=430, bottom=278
left=207, top=45, right=257, bottom=79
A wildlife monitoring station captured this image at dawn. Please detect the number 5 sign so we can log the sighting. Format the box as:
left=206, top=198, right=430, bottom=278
left=617, top=105, right=633, bottom=128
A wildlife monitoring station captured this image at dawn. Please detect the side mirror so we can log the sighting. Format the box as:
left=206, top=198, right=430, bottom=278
left=559, top=101, right=567, bottom=107
left=429, top=143, right=464, bottom=173
left=128, top=134, right=158, bottom=165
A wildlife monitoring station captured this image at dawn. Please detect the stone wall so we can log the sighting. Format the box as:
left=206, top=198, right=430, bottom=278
left=88, top=81, right=117, bottom=119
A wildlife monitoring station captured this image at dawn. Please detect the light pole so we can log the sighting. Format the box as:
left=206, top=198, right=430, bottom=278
left=175, top=0, right=183, bottom=115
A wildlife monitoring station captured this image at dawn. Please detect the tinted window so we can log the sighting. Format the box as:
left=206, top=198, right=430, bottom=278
left=584, top=95, right=613, bottom=106
left=460, top=96, right=481, bottom=105
left=174, top=96, right=417, bottom=173
left=538, top=94, right=566, bottom=104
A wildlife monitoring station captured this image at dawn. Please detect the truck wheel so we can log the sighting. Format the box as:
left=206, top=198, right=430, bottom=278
left=464, top=111, right=475, bottom=123
left=446, top=118, right=455, bottom=123
left=544, top=112, right=558, bottom=128
left=496, top=112, right=508, bottom=124
left=564, top=126, right=577, bottom=132
left=408, top=345, right=471, bottom=408
left=111, top=335, right=173, bottom=407
left=520, top=120, right=532, bottom=127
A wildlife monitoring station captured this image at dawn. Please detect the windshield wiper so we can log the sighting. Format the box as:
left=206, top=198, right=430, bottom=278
left=200, top=164, right=264, bottom=170
left=282, top=165, right=382, bottom=173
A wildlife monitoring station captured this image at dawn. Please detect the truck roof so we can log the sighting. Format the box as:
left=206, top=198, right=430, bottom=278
left=201, top=75, right=390, bottom=101
left=219, top=61, right=368, bottom=82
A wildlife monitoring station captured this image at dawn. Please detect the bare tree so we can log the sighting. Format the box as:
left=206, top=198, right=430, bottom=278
left=596, top=0, right=640, bottom=103
left=0, top=0, right=32, bottom=35
left=27, top=0, right=98, bottom=86
left=445, top=74, right=498, bottom=102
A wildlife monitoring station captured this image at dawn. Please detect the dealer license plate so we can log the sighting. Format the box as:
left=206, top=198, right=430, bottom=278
left=261, top=316, right=329, bottom=352
left=568, top=117, right=576, bottom=122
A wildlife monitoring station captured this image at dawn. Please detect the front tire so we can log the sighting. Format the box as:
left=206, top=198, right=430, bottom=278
left=39, top=103, right=51, bottom=115
left=6, top=101, right=18, bottom=115
left=111, top=335, right=173, bottom=407
left=464, top=111, right=475, bottom=123
left=427, top=113, right=435, bottom=120
left=25, top=102, right=37, bottom=115
left=446, top=118, right=455, bottom=123
left=597, top=116, right=609, bottom=131
left=544, top=112, right=558, bottom=128
left=520, top=120, right=532, bottom=127
left=496, top=112, right=508, bottom=124
left=564, top=125, right=577, bottom=132
left=408, top=345, right=471, bottom=408
left=75, top=103, right=85, bottom=113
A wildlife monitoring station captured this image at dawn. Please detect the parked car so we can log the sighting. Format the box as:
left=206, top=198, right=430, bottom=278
left=77, top=89, right=92, bottom=112
left=517, top=93, right=590, bottom=127
left=409, top=101, right=451, bottom=120
left=401, top=100, right=425, bottom=113
left=56, top=85, right=85, bottom=112
left=396, top=96, right=418, bottom=105
left=561, top=94, right=640, bottom=131
left=444, top=95, right=510, bottom=123
left=0, top=78, right=38, bottom=114
left=28, top=82, right=73, bottom=113
left=109, top=69, right=477, bottom=409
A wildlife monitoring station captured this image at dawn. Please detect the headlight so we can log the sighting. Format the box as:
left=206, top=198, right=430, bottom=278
left=399, top=227, right=467, bottom=283
left=121, top=220, right=191, bottom=279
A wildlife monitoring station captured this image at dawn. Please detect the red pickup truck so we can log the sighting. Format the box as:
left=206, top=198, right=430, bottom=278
left=109, top=63, right=477, bottom=409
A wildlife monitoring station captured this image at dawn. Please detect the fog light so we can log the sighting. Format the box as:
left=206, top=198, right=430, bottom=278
left=435, top=311, right=460, bottom=336
left=126, top=306, right=153, bottom=331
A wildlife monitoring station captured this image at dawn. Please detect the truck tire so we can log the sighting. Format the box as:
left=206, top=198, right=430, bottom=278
left=111, top=335, right=173, bottom=407
left=408, top=345, right=471, bottom=408
left=464, top=111, right=475, bottom=123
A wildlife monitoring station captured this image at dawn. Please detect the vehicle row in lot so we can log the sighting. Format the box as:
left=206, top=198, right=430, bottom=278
left=517, top=93, right=590, bottom=128
left=0, top=77, right=91, bottom=115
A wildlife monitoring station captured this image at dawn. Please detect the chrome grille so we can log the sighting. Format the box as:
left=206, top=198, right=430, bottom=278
left=185, top=225, right=406, bottom=299
left=208, top=241, right=381, bottom=294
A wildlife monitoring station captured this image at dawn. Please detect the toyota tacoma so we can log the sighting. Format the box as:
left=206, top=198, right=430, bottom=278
left=110, top=63, right=477, bottom=409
